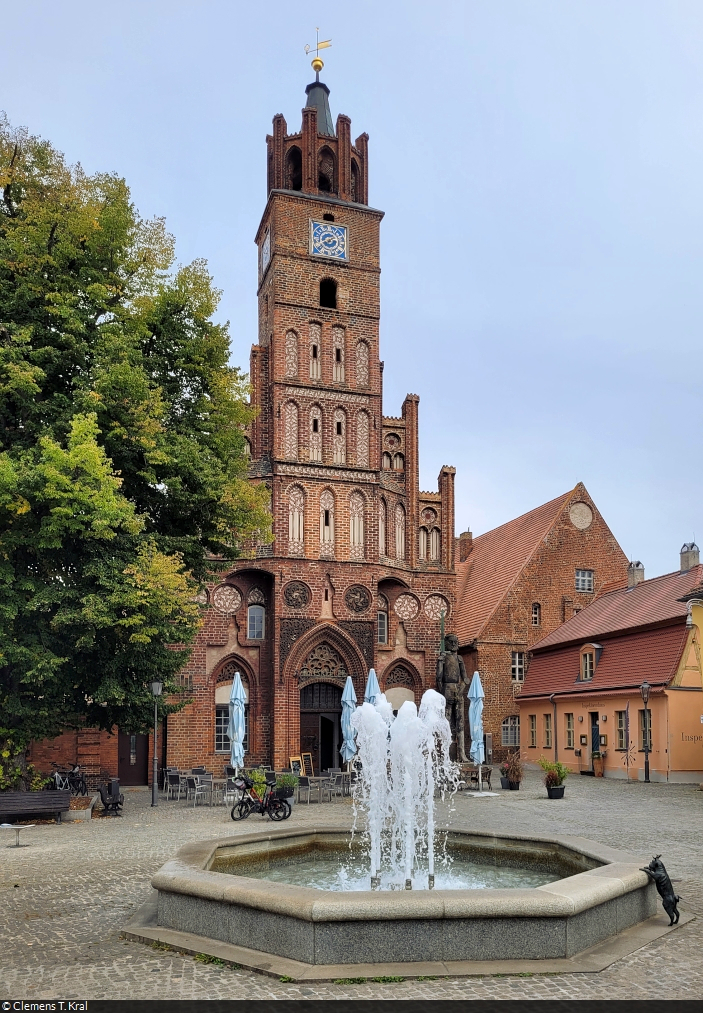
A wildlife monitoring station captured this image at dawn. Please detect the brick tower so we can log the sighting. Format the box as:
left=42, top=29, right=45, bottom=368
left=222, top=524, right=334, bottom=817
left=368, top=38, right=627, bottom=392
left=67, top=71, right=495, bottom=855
left=169, top=69, right=457, bottom=774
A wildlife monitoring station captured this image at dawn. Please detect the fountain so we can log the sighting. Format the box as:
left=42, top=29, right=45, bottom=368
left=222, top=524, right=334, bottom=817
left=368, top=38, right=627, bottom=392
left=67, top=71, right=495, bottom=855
left=133, top=687, right=663, bottom=974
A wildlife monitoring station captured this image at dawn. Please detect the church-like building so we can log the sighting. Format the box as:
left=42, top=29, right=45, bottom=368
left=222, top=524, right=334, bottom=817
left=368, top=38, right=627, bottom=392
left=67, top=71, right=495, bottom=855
left=167, top=72, right=457, bottom=775
left=28, top=70, right=631, bottom=784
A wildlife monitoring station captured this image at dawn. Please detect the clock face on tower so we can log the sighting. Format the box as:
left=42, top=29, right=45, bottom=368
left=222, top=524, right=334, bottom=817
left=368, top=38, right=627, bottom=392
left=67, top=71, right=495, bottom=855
left=310, top=220, right=348, bottom=260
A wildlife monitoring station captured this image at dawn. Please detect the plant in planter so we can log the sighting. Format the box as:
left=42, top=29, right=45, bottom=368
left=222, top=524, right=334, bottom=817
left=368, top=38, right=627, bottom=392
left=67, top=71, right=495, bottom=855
left=499, top=761, right=511, bottom=789
left=538, top=757, right=569, bottom=799
left=504, top=752, right=523, bottom=789
left=592, top=750, right=607, bottom=777
left=275, top=772, right=299, bottom=802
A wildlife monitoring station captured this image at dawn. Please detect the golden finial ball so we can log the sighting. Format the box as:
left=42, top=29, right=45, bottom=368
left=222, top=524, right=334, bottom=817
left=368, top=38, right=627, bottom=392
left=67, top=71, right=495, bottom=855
left=311, top=56, right=324, bottom=73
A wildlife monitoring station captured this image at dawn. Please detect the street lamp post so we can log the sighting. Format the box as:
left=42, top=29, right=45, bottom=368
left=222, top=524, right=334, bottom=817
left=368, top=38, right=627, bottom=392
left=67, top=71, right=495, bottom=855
left=151, top=681, right=163, bottom=807
left=640, top=680, right=651, bottom=784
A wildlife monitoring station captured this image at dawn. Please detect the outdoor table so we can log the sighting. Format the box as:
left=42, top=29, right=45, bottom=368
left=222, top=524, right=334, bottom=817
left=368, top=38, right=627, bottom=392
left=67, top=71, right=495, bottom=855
left=1, top=823, right=34, bottom=847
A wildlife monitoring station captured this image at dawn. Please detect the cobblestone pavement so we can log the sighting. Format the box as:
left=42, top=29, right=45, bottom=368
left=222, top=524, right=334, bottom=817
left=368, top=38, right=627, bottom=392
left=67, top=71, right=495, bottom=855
left=1, top=771, right=702, bottom=1001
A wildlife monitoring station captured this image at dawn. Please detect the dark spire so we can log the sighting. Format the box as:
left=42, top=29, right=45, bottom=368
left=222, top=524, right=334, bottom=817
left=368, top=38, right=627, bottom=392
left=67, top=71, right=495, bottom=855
left=304, top=79, right=335, bottom=137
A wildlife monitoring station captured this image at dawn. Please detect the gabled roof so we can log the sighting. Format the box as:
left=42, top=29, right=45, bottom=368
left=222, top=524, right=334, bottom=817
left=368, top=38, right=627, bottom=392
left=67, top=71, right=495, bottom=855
left=531, top=564, right=703, bottom=650
left=520, top=624, right=690, bottom=698
left=455, top=490, right=573, bottom=644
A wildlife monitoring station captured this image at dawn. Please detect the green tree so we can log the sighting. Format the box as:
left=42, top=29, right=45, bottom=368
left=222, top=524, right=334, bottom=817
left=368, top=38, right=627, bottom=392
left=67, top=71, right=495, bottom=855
left=0, top=115, right=270, bottom=785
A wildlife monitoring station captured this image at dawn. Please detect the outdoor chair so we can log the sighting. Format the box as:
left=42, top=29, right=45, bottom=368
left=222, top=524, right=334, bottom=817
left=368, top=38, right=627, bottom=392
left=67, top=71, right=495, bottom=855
left=166, top=773, right=183, bottom=801
left=468, top=767, right=492, bottom=791
left=223, top=777, right=240, bottom=805
left=191, top=766, right=207, bottom=775
left=328, top=774, right=344, bottom=799
left=185, top=775, right=208, bottom=807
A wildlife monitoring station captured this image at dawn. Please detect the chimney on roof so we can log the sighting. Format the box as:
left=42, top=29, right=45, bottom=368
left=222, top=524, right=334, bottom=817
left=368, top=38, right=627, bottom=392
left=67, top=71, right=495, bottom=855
left=627, top=561, right=644, bottom=588
left=680, top=542, right=700, bottom=572
left=458, top=530, right=473, bottom=562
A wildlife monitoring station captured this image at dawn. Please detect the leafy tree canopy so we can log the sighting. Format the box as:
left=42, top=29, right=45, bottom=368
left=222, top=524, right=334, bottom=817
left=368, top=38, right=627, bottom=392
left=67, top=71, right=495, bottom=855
left=0, top=114, right=270, bottom=778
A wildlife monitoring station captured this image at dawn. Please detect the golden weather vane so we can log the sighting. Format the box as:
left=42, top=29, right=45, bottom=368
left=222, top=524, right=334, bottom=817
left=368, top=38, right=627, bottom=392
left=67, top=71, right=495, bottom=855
left=305, top=28, right=331, bottom=78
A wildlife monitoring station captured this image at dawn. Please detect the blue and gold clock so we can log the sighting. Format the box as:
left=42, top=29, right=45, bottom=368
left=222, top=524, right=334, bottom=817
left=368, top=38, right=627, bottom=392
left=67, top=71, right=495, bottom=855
left=310, top=220, right=348, bottom=261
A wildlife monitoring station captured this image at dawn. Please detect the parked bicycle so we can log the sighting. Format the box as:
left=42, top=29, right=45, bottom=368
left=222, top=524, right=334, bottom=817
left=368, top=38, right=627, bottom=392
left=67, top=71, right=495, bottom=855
left=230, top=775, right=291, bottom=821
left=49, top=762, right=88, bottom=796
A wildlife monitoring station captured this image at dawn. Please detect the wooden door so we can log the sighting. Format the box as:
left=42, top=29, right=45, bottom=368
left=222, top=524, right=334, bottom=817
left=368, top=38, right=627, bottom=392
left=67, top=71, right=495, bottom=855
left=118, top=732, right=149, bottom=785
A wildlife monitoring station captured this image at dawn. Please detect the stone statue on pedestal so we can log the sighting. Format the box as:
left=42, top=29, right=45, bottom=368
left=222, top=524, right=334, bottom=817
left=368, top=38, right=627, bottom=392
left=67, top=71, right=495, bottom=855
left=436, top=633, right=469, bottom=763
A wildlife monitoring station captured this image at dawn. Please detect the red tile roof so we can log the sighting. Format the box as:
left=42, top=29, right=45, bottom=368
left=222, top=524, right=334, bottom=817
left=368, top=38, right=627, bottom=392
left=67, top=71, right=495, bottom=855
left=455, top=490, right=573, bottom=644
left=531, top=564, right=703, bottom=649
left=520, top=624, right=689, bottom=698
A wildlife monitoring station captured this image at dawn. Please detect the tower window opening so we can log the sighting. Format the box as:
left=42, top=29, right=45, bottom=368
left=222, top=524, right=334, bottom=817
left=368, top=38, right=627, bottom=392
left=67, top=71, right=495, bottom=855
left=324, top=509, right=330, bottom=527
left=351, top=158, right=360, bottom=203
left=323, top=213, right=335, bottom=222
left=318, top=146, right=336, bottom=193
left=320, top=278, right=337, bottom=309
left=335, top=348, right=341, bottom=362
left=286, top=146, right=302, bottom=191
left=312, top=345, right=318, bottom=358
left=336, top=420, right=342, bottom=436
left=312, top=417, right=319, bottom=433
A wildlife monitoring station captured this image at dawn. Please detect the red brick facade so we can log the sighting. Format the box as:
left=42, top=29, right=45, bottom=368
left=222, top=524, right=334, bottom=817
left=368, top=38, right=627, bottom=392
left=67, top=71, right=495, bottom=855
left=456, top=484, right=628, bottom=761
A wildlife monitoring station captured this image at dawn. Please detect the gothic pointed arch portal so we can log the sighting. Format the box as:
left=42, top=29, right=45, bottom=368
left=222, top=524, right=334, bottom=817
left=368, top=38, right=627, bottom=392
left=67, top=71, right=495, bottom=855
left=281, top=623, right=367, bottom=774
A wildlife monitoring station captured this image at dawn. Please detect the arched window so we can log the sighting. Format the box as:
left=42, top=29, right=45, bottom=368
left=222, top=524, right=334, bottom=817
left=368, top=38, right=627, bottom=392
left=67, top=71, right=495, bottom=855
left=382, top=452, right=392, bottom=470
left=393, top=453, right=405, bottom=471
left=320, top=278, right=337, bottom=309
left=286, top=146, right=302, bottom=191
left=418, top=527, right=428, bottom=561
left=355, top=340, right=369, bottom=387
left=309, top=322, right=321, bottom=379
left=284, top=330, right=298, bottom=377
left=395, top=503, right=406, bottom=560
left=332, top=326, right=345, bottom=382
left=283, top=401, right=298, bottom=460
left=379, top=499, right=387, bottom=556
left=320, top=489, right=335, bottom=557
left=349, top=491, right=365, bottom=561
left=309, top=405, right=322, bottom=462
left=356, top=410, right=369, bottom=468
left=333, top=409, right=346, bottom=464
left=351, top=158, right=360, bottom=203
left=288, top=485, right=304, bottom=556
left=429, top=528, right=441, bottom=562
left=377, top=594, right=388, bottom=644
left=247, top=604, right=265, bottom=640
left=532, top=602, right=541, bottom=627
left=318, top=146, right=336, bottom=193
left=215, top=672, right=249, bottom=754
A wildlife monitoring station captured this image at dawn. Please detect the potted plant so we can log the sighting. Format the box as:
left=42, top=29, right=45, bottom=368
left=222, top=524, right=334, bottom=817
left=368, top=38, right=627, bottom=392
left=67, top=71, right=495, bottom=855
left=538, top=757, right=569, bottom=799
left=505, top=751, right=523, bottom=790
left=275, top=772, right=298, bottom=803
left=592, top=750, right=606, bottom=777
left=499, top=761, right=511, bottom=789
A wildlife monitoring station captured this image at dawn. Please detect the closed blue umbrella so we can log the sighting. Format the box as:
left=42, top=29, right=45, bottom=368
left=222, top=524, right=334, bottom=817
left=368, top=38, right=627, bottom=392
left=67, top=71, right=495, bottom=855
left=468, top=671, right=485, bottom=787
left=364, top=668, right=381, bottom=705
left=340, top=676, right=357, bottom=763
left=228, top=672, right=247, bottom=771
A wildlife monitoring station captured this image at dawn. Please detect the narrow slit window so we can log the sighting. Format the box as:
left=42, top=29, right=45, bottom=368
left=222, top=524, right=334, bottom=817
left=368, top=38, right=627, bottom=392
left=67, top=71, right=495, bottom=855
left=320, top=278, right=337, bottom=309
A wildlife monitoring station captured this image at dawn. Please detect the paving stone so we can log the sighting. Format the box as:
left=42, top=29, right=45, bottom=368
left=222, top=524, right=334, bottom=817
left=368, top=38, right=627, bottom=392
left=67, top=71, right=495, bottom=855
left=0, top=772, right=701, bottom=999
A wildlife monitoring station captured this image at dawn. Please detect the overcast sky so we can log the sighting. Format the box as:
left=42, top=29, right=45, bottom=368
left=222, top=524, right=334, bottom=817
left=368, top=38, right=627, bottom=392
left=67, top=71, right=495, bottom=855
left=4, top=1, right=702, bottom=577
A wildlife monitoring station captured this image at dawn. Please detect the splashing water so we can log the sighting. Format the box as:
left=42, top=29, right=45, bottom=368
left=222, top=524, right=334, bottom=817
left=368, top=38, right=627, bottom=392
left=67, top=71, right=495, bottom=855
left=350, top=688, right=460, bottom=890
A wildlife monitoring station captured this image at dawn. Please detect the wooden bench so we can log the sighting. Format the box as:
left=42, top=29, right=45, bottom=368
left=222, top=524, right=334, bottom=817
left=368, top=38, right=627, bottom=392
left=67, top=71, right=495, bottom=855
left=0, top=790, right=70, bottom=823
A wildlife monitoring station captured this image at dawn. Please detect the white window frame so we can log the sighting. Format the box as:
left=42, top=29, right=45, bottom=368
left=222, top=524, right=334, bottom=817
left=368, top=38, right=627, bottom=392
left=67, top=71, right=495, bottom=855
left=247, top=604, right=265, bottom=640
left=511, top=651, right=525, bottom=682
left=575, top=569, right=594, bottom=592
left=501, top=715, right=520, bottom=747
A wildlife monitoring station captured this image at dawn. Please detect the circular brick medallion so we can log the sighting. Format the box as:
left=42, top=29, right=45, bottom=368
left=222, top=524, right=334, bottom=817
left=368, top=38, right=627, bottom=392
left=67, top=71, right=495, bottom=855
left=424, top=594, right=450, bottom=620
left=394, top=593, right=420, bottom=621
left=569, top=502, right=593, bottom=530
left=422, top=508, right=437, bottom=524
left=283, top=581, right=311, bottom=609
left=211, top=585, right=242, bottom=614
left=345, top=585, right=371, bottom=613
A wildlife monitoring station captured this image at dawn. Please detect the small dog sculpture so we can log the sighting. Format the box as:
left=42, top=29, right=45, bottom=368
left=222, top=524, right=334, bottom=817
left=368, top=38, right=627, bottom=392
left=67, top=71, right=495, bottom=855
left=640, top=855, right=680, bottom=925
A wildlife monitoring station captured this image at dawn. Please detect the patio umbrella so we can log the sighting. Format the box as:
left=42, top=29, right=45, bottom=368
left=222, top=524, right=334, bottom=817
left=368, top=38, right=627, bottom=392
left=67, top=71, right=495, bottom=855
left=228, top=671, right=247, bottom=771
left=468, top=671, right=485, bottom=791
left=364, top=668, right=381, bottom=705
left=340, top=676, right=358, bottom=763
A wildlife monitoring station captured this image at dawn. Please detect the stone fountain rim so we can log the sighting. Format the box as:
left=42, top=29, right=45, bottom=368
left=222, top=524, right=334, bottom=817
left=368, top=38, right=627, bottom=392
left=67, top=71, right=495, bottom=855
left=151, top=826, right=650, bottom=923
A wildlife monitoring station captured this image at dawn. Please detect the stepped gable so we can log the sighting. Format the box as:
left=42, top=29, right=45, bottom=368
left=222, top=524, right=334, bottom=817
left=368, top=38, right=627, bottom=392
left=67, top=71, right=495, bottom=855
left=532, top=563, right=703, bottom=649
left=454, top=490, right=573, bottom=644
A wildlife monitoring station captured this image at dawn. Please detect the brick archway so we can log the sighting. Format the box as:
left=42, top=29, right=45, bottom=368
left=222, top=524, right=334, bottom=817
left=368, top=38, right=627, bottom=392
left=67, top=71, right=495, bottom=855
left=276, top=623, right=368, bottom=770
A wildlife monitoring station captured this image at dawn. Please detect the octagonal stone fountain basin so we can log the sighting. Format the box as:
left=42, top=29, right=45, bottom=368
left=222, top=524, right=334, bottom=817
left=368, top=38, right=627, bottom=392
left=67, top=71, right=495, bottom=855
left=151, top=827, right=656, bottom=966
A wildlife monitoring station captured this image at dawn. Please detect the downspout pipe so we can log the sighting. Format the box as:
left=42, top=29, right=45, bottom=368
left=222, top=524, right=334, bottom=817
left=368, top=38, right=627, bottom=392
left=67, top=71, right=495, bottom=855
left=550, top=693, right=558, bottom=762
